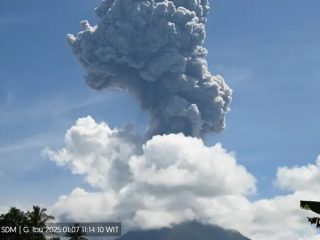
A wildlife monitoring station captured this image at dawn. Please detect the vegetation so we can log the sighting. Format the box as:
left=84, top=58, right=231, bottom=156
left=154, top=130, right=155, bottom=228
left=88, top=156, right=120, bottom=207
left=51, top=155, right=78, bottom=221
left=0, top=206, right=56, bottom=240
left=65, top=223, right=88, bottom=240
left=0, top=206, right=90, bottom=240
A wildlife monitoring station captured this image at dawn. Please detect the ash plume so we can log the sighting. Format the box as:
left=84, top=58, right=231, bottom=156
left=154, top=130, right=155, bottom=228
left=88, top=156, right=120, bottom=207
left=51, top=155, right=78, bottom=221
left=67, top=0, right=232, bottom=137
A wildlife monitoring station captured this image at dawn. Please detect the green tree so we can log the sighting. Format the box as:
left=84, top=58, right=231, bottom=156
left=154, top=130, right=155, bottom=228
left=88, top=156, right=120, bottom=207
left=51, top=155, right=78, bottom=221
left=0, top=206, right=56, bottom=240
left=26, top=206, right=55, bottom=240
left=1, top=207, right=26, bottom=226
left=26, top=205, right=54, bottom=227
left=0, top=207, right=28, bottom=240
left=65, top=223, right=88, bottom=240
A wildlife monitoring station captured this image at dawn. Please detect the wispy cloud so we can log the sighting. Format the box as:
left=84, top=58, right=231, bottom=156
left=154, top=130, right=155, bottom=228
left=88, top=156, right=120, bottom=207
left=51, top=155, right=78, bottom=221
left=0, top=15, right=33, bottom=26
left=0, top=132, right=61, bottom=154
left=0, top=91, right=116, bottom=127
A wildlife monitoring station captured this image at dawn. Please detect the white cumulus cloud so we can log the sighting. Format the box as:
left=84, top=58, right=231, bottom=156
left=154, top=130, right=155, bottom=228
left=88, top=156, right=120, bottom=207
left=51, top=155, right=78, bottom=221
left=276, top=156, right=320, bottom=192
left=44, top=116, right=142, bottom=190
left=44, top=116, right=320, bottom=240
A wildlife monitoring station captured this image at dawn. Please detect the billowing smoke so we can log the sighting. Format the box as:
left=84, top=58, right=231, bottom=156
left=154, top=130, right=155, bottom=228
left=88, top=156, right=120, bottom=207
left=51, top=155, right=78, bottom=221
left=67, top=0, right=232, bottom=137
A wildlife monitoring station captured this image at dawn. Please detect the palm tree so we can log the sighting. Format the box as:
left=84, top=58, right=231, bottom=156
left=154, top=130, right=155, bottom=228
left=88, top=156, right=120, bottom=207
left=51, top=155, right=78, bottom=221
left=26, top=205, right=54, bottom=227
left=26, top=206, right=55, bottom=240
left=0, top=206, right=57, bottom=240
left=65, top=223, right=88, bottom=240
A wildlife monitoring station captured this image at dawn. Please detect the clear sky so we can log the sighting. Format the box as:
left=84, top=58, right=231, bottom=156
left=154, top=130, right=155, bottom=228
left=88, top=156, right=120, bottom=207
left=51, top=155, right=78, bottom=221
left=0, top=0, right=320, bottom=235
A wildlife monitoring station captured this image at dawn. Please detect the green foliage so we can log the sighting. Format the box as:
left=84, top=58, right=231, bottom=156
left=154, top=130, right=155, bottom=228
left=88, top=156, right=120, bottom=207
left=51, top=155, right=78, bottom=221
left=0, top=206, right=56, bottom=240
left=65, top=223, right=88, bottom=240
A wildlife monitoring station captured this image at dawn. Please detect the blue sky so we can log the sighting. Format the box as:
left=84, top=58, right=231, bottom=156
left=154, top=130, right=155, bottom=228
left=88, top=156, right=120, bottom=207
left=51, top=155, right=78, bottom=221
left=0, top=0, right=319, bottom=209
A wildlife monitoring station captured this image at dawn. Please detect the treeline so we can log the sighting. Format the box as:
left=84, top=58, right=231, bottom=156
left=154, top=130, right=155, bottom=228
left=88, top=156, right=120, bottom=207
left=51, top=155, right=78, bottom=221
left=0, top=206, right=87, bottom=240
